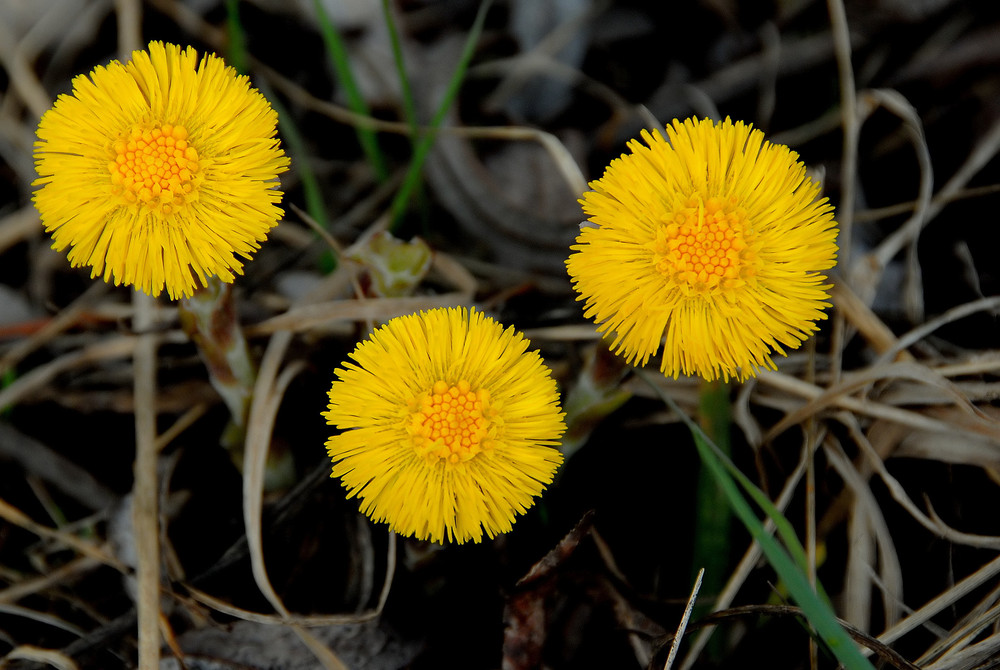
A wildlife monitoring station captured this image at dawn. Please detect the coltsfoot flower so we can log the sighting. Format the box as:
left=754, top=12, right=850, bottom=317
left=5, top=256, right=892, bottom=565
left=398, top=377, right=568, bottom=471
left=33, top=41, right=288, bottom=300
left=324, top=307, right=565, bottom=544
left=566, top=117, right=838, bottom=382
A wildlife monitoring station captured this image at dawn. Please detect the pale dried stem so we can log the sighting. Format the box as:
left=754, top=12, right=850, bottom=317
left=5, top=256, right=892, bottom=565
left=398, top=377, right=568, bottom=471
left=242, top=331, right=348, bottom=669
left=109, top=3, right=161, bottom=663
left=933, top=353, right=1000, bottom=377
left=115, top=0, right=142, bottom=55
left=756, top=22, right=781, bottom=128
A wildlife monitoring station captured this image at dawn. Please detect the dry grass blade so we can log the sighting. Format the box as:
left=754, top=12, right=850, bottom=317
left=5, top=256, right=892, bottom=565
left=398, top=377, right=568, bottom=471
left=758, top=369, right=993, bottom=446
left=182, top=532, right=396, bottom=628
left=259, top=62, right=589, bottom=196
left=764, top=360, right=995, bottom=437
left=838, top=411, right=1000, bottom=549
left=242, top=330, right=347, bottom=670
left=860, top=89, right=933, bottom=322
left=0, top=330, right=187, bottom=410
left=0, top=423, right=117, bottom=510
left=2, top=645, right=80, bottom=670
left=829, top=279, right=914, bottom=361
left=154, top=403, right=210, bottom=452
left=828, top=0, right=858, bottom=272
left=0, top=556, right=103, bottom=605
left=245, top=292, right=471, bottom=336
left=925, top=631, right=1000, bottom=670
left=934, top=353, right=1000, bottom=377
left=823, top=436, right=903, bottom=630
left=0, top=497, right=125, bottom=571
left=0, top=281, right=108, bottom=376
left=918, top=585, right=1000, bottom=667
left=664, top=568, right=703, bottom=670
left=0, top=603, right=85, bottom=640
left=876, top=553, right=1000, bottom=651
left=875, top=295, right=1000, bottom=365
left=243, top=328, right=292, bottom=611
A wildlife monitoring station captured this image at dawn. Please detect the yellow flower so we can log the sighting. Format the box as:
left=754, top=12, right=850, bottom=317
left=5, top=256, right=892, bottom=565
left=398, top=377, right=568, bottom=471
left=324, top=307, right=565, bottom=544
left=566, top=117, right=838, bottom=382
left=33, top=41, right=288, bottom=300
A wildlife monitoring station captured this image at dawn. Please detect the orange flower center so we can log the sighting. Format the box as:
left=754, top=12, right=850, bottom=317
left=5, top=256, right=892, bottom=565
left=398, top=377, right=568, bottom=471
left=409, top=380, right=495, bottom=464
left=108, top=123, right=202, bottom=214
left=652, top=195, right=759, bottom=293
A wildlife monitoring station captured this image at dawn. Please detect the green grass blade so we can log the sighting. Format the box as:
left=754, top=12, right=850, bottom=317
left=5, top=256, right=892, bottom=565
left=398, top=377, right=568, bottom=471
left=641, top=373, right=875, bottom=670
left=313, top=0, right=389, bottom=182
left=259, top=79, right=331, bottom=238
left=225, top=0, right=249, bottom=74
left=381, top=0, right=418, bottom=132
left=225, top=1, right=333, bottom=267
left=662, top=375, right=813, bottom=573
left=694, top=413, right=812, bottom=573
left=388, top=0, right=494, bottom=230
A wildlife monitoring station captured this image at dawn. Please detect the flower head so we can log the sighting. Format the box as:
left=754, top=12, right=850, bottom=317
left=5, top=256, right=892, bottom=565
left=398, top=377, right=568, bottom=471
left=324, top=307, right=565, bottom=544
left=33, top=41, right=288, bottom=300
left=566, top=117, right=838, bottom=381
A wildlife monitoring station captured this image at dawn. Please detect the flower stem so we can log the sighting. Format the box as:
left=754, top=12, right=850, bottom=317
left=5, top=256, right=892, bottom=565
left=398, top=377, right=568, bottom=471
left=178, top=277, right=256, bottom=450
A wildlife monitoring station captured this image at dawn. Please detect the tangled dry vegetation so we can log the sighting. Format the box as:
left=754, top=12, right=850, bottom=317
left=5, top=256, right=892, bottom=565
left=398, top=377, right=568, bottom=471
left=2, top=0, right=1000, bottom=668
